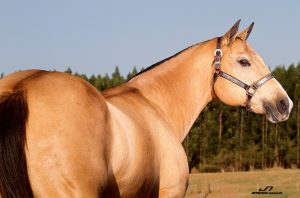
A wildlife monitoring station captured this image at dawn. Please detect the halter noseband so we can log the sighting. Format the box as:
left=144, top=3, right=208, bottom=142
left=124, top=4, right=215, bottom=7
left=213, top=37, right=274, bottom=111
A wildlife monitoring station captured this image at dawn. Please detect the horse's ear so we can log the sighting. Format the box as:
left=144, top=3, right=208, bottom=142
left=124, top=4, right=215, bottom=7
left=238, top=22, right=254, bottom=41
left=222, top=19, right=241, bottom=46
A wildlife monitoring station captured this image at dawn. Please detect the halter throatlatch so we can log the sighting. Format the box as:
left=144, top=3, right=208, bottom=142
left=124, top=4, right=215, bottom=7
left=213, top=37, right=274, bottom=111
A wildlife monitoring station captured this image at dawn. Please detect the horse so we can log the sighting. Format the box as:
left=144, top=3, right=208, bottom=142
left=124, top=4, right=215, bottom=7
left=0, top=20, right=293, bottom=198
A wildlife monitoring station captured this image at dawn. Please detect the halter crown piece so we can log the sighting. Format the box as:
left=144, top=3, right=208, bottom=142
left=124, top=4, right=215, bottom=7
left=213, top=37, right=274, bottom=111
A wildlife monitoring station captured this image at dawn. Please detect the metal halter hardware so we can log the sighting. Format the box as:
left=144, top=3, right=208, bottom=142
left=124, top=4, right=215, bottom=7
left=213, top=37, right=274, bottom=111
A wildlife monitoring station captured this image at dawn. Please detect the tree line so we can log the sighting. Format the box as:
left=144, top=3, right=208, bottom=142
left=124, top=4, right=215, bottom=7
left=185, top=64, right=300, bottom=172
left=1, top=63, right=299, bottom=172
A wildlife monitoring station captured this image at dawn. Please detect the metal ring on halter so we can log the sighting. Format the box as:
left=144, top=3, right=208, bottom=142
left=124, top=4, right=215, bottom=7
left=246, top=86, right=256, bottom=96
left=214, top=49, right=223, bottom=57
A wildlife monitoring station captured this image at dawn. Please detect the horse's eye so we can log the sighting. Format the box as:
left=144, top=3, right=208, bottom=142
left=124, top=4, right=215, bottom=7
left=238, top=59, right=251, bottom=67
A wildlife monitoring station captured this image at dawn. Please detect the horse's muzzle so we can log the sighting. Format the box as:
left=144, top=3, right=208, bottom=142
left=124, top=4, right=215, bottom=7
left=264, top=97, right=293, bottom=123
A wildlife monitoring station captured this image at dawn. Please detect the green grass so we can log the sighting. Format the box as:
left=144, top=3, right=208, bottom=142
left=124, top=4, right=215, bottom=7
left=185, top=168, right=300, bottom=198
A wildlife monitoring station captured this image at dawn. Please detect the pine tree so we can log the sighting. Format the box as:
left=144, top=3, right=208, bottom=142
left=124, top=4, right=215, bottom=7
left=111, top=66, right=125, bottom=86
left=127, top=66, right=138, bottom=80
left=65, top=67, right=73, bottom=74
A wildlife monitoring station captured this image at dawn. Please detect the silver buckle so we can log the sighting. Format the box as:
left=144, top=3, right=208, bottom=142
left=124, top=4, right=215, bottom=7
left=214, top=49, right=223, bottom=57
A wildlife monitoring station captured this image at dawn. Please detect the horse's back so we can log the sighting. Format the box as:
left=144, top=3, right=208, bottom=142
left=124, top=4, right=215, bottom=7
left=0, top=70, right=41, bottom=92
left=0, top=70, right=110, bottom=197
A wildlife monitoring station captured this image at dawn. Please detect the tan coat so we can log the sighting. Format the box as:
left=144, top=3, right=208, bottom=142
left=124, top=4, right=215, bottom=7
left=0, top=21, right=292, bottom=197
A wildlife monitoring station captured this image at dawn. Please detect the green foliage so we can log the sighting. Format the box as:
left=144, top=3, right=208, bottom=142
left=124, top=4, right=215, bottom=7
left=111, top=66, right=125, bottom=86
left=199, top=164, right=221, bottom=173
left=126, top=66, right=138, bottom=80
left=63, top=67, right=128, bottom=90
left=182, top=63, right=300, bottom=171
left=65, top=67, right=72, bottom=74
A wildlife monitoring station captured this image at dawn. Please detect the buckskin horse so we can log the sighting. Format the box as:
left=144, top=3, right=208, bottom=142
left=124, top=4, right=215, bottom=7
left=0, top=20, right=293, bottom=197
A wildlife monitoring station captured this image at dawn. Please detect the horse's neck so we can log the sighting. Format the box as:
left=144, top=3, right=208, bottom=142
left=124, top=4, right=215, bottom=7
left=128, top=39, right=216, bottom=142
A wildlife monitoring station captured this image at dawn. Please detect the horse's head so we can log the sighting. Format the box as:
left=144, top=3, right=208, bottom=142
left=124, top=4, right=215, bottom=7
left=214, top=20, right=293, bottom=123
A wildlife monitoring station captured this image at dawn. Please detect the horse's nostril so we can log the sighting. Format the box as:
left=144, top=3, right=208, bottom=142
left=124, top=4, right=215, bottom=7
left=280, top=100, right=286, bottom=110
left=277, top=99, right=288, bottom=115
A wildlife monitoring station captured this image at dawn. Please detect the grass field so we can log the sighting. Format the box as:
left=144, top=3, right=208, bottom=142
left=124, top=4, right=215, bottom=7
left=185, top=168, right=300, bottom=198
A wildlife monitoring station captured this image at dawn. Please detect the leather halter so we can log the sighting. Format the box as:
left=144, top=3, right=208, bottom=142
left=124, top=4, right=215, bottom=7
left=213, top=37, right=274, bottom=111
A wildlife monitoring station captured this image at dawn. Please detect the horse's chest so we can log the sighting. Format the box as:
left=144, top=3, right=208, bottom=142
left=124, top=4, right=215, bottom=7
left=108, top=130, right=160, bottom=197
left=108, top=158, right=159, bottom=198
left=119, top=174, right=159, bottom=198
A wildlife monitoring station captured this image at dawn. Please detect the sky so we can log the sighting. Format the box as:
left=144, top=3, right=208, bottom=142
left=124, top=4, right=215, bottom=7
left=0, top=1, right=299, bottom=76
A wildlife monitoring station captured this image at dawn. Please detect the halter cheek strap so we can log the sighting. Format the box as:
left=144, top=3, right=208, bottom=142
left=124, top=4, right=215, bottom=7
left=213, top=37, right=274, bottom=111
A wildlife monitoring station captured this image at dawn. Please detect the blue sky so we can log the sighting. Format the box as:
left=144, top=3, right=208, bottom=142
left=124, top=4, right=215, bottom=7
left=0, top=1, right=299, bottom=76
